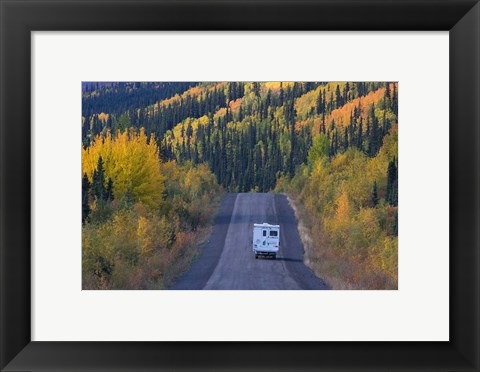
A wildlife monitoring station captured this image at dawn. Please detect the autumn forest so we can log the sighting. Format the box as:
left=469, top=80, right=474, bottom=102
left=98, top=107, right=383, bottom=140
left=82, top=82, right=398, bottom=290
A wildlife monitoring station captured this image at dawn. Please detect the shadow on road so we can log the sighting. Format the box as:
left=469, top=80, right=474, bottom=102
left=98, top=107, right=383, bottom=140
left=276, top=257, right=303, bottom=263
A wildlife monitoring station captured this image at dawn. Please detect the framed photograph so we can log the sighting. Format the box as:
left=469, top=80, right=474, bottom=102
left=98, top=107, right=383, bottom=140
left=1, top=0, right=479, bottom=371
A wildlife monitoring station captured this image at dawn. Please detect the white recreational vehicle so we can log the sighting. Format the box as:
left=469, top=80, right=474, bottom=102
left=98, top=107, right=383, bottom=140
left=252, top=223, right=280, bottom=259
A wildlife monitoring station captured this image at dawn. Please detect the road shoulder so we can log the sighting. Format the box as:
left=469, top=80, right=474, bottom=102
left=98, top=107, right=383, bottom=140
left=275, top=194, right=330, bottom=290
left=171, top=193, right=237, bottom=290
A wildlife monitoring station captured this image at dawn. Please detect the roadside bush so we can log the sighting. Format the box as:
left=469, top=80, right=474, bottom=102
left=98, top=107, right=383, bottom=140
left=283, top=127, right=398, bottom=289
left=82, top=131, right=223, bottom=290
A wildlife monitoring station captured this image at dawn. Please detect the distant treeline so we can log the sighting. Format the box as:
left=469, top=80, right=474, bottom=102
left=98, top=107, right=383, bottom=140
left=82, top=82, right=198, bottom=119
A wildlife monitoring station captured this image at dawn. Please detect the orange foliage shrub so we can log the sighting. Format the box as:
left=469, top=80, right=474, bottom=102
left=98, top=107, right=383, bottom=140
left=97, top=112, right=109, bottom=122
left=229, top=98, right=242, bottom=113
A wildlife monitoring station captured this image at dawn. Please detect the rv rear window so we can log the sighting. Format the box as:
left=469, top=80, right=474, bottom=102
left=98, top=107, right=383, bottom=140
left=270, top=230, right=278, bottom=237
left=263, top=230, right=267, bottom=237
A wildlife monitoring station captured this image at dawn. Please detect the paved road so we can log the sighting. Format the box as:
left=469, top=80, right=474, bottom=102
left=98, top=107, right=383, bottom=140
left=172, top=193, right=329, bottom=290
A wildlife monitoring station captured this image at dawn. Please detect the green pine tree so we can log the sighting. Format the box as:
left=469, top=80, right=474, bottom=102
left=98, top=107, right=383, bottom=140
left=106, top=178, right=114, bottom=201
left=371, top=180, right=379, bottom=207
left=82, top=173, right=91, bottom=224
left=335, top=84, right=342, bottom=108
left=91, top=156, right=106, bottom=201
left=386, top=158, right=398, bottom=206
left=392, top=209, right=398, bottom=236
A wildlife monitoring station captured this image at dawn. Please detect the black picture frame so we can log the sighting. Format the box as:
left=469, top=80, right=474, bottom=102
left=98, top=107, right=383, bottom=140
left=1, top=0, right=479, bottom=371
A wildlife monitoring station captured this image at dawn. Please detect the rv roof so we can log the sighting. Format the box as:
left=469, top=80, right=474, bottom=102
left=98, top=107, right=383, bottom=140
left=253, top=223, right=280, bottom=228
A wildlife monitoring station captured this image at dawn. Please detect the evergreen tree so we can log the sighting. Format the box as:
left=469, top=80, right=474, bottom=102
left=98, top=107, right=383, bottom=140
left=106, top=178, right=114, bottom=201
left=329, top=119, right=335, bottom=133
left=279, top=83, right=284, bottom=106
left=386, top=158, right=398, bottom=206
left=316, top=91, right=323, bottom=115
left=371, top=180, right=379, bottom=207
left=367, top=104, right=381, bottom=157
left=357, top=118, right=363, bottom=150
left=91, top=156, right=106, bottom=200
left=382, top=111, right=388, bottom=136
left=322, top=90, right=326, bottom=112
left=344, top=82, right=350, bottom=103
left=253, top=82, right=261, bottom=97
left=320, top=113, right=326, bottom=134
left=289, top=105, right=296, bottom=177
left=82, top=173, right=91, bottom=224
left=186, top=121, right=193, bottom=138
left=392, top=83, right=398, bottom=117
left=344, top=127, right=349, bottom=151
left=392, top=209, right=398, bottom=236
left=335, top=84, right=342, bottom=108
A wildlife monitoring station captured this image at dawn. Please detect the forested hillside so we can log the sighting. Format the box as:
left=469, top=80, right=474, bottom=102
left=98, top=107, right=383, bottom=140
left=82, top=81, right=398, bottom=289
